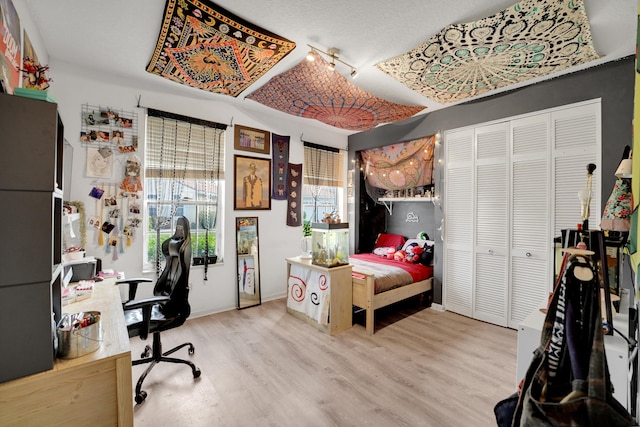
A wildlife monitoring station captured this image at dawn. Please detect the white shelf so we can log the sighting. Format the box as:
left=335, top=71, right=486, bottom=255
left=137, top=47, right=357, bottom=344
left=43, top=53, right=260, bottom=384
left=378, top=197, right=433, bottom=214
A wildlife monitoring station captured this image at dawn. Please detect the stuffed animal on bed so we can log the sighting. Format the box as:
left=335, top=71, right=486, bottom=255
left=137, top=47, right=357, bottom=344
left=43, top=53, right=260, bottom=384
left=387, top=247, right=396, bottom=259
left=404, top=243, right=423, bottom=263
left=393, top=249, right=406, bottom=262
left=402, top=238, right=435, bottom=266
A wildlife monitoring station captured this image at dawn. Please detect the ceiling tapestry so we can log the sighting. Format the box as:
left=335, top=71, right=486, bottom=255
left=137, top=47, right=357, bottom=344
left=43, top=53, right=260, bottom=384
left=246, top=52, right=425, bottom=131
left=146, top=0, right=296, bottom=97
left=376, top=0, right=600, bottom=104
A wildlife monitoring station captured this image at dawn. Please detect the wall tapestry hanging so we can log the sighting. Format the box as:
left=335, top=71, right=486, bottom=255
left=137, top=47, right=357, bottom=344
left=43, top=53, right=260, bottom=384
left=360, top=135, right=435, bottom=191
left=376, top=0, right=600, bottom=104
left=272, top=134, right=290, bottom=200
left=146, top=0, right=296, bottom=97
left=246, top=51, right=425, bottom=131
left=287, top=163, right=302, bottom=226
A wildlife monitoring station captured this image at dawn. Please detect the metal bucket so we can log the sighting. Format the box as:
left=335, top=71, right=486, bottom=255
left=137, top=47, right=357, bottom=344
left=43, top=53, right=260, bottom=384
left=56, top=311, right=102, bottom=359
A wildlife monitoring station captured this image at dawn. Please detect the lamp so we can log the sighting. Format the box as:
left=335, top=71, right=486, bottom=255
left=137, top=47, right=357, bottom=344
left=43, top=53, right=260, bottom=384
left=306, top=44, right=357, bottom=77
left=601, top=145, right=632, bottom=232
left=615, top=159, right=632, bottom=179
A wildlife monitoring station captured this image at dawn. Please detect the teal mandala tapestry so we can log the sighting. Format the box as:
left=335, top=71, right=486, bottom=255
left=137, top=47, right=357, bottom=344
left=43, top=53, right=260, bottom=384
left=377, top=0, right=600, bottom=104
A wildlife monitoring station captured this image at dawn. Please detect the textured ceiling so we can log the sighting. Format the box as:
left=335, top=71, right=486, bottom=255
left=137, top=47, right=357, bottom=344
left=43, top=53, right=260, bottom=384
left=22, top=0, right=637, bottom=135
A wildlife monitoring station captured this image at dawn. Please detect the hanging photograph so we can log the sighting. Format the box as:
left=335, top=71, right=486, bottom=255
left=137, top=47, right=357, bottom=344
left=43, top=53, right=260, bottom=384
left=234, top=155, right=271, bottom=210
left=86, top=146, right=113, bottom=178
left=234, top=124, right=270, bottom=155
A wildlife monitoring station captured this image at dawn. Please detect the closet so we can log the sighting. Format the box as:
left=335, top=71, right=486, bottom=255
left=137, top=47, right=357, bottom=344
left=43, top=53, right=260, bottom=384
left=444, top=100, right=601, bottom=329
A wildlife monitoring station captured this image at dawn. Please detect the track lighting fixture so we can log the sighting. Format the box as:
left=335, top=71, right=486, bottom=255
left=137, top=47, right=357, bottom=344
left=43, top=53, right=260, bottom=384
left=306, top=44, right=357, bottom=77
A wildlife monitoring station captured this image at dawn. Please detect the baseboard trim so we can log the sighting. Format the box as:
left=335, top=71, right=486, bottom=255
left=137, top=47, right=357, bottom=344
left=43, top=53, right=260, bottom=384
left=430, top=303, right=445, bottom=312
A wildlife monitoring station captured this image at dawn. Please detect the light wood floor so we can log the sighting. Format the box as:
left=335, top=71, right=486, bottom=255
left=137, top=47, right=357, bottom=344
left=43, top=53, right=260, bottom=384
left=130, top=297, right=517, bottom=427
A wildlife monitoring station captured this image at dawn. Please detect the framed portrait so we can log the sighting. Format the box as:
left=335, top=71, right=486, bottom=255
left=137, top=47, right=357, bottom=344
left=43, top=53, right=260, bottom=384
left=234, top=124, right=270, bottom=155
left=234, top=155, right=271, bottom=210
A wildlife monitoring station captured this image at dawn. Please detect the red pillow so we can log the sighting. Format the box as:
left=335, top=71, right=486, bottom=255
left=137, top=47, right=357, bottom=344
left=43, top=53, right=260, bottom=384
left=373, top=233, right=406, bottom=249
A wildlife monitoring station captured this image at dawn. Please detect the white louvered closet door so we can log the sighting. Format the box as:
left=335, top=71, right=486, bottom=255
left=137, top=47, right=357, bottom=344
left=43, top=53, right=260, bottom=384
left=474, top=123, right=509, bottom=326
left=444, top=128, right=474, bottom=317
left=551, top=102, right=601, bottom=237
left=509, top=115, right=551, bottom=328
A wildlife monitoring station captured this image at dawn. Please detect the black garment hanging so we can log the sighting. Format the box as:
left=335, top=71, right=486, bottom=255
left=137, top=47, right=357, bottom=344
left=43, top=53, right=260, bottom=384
left=511, top=254, right=634, bottom=426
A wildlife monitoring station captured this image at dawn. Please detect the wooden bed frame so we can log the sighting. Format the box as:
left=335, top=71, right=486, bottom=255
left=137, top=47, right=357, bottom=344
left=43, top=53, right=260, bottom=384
left=351, top=270, right=433, bottom=335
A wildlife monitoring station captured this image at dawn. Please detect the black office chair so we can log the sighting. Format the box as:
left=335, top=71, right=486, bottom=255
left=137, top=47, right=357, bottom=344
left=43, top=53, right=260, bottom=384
left=117, top=216, right=201, bottom=404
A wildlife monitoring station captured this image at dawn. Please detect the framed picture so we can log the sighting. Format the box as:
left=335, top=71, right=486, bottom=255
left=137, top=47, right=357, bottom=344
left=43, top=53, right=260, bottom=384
left=234, top=124, right=270, bottom=155
left=234, top=155, right=271, bottom=210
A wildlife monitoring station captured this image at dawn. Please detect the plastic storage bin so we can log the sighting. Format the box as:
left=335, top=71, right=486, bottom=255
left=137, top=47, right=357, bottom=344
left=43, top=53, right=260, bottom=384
left=311, top=223, right=349, bottom=268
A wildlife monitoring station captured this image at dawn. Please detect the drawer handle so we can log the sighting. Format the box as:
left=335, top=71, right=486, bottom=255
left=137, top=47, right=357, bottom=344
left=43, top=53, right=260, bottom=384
left=526, top=252, right=532, bottom=257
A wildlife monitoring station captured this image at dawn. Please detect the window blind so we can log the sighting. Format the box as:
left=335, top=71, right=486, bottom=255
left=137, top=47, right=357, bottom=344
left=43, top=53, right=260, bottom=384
left=303, top=142, right=344, bottom=187
left=146, top=109, right=226, bottom=180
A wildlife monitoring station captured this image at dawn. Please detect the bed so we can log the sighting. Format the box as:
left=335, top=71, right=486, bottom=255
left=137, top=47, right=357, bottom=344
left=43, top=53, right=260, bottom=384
left=350, top=233, right=434, bottom=334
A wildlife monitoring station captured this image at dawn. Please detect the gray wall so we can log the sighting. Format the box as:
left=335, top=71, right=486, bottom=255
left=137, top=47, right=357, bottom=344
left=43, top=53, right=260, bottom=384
left=349, top=56, right=635, bottom=305
left=386, top=202, right=436, bottom=243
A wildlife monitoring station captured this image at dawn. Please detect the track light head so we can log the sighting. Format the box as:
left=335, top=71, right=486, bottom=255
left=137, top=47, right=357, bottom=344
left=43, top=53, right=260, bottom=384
left=328, top=61, right=336, bottom=71
left=306, top=49, right=316, bottom=61
left=350, top=68, right=357, bottom=78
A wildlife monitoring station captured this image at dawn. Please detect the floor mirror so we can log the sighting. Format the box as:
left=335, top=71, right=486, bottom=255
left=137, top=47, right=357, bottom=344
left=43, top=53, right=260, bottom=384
left=236, top=216, right=261, bottom=309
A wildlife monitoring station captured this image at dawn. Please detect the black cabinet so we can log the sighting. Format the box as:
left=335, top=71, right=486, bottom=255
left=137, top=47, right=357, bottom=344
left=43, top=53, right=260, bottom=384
left=0, top=93, right=64, bottom=383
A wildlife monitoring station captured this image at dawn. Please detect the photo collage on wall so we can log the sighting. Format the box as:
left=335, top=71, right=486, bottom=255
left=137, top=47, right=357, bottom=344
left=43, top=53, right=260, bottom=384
left=80, top=103, right=142, bottom=260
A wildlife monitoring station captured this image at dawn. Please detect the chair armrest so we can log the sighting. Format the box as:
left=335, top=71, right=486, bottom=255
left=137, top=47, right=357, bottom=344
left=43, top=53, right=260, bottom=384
left=123, top=295, right=170, bottom=311
left=123, top=295, right=170, bottom=340
left=116, top=277, right=154, bottom=302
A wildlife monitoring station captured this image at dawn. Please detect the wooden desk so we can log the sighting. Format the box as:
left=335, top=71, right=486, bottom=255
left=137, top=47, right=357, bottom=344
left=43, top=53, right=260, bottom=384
left=0, top=279, right=133, bottom=426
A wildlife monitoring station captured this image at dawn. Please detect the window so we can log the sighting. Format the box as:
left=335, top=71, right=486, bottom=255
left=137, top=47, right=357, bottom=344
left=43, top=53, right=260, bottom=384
left=302, top=142, right=345, bottom=226
left=145, top=109, right=226, bottom=273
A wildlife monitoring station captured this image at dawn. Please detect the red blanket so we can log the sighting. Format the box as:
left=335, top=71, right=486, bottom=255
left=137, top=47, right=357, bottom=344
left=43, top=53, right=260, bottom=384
left=350, top=253, right=433, bottom=283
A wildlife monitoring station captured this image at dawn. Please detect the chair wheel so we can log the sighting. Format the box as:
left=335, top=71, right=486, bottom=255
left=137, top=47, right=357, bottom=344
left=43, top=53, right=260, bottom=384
left=135, top=390, right=147, bottom=404
left=193, top=368, right=201, bottom=378
left=141, top=345, right=151, bottom=358
left=188, top=345, right=195, bottom=355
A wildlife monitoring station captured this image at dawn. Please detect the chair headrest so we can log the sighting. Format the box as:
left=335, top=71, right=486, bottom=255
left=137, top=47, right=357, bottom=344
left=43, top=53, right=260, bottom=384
left=173, top=216, right=190, bottom=240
